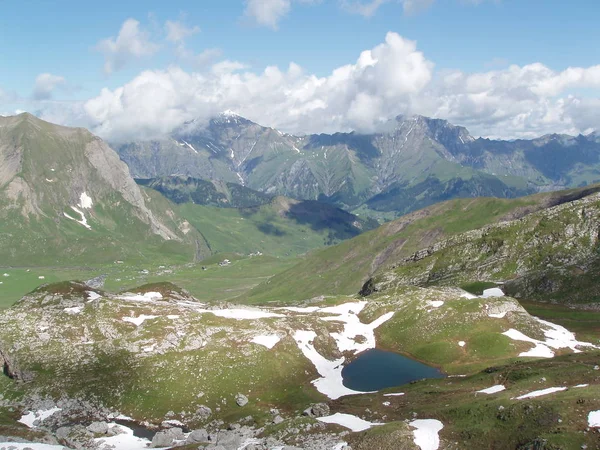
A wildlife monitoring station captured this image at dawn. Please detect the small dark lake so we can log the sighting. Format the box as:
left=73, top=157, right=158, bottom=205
left=342, top=349, right=445, bottom=391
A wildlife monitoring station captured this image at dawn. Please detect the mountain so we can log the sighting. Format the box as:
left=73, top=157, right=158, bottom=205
left=115, top=113, right=537, bottom=216
left=115, top=113, right=600, bottom=217
left=246, top=185, right=600, bottom=304
left=0, top=113, right=210, bottom=266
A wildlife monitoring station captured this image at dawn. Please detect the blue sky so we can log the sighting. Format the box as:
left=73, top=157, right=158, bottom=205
left=1, top=0, right=599, bottom=140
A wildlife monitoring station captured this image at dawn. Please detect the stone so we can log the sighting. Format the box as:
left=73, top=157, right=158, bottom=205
left=86, top=421, right=108, bottom=434
left=186, top=428, right=209, bottom=444
left=311, top=403, right=330, bottom=418
left=273, top=415, right=284, bottom=425
left=151, top=431, right=173, bottom=448
left=235, top=393, right=249, bottom=407
left=197, top=405, right=212, bottom=418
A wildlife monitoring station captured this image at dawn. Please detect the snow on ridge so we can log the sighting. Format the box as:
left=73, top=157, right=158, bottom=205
left=410, top=419, right=444, bottom=450
left=316, top=413, right=382, bottom=432
left=181, top=139, right=198, bottom=154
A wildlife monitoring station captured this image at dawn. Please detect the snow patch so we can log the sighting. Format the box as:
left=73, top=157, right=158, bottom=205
left=118, top=292, right=163, bottom=302
left=428, top=301, right=444, bottom=308
left=481, top=288, right=504, bottom=298
left=477, top=385, right=506, bottom=394
left=458, top=341, right=466, bottom=347
left=251, top=334, right=281, bottom=349
left=410, top=419, right=444, bottom=450
left=460, top=292, right=477, bottom=299
left=18, top=407, right=62, bottom=428
left=181, top=139, right=198, bottom=154
left=95, top=422, right=168, bottom=450
left=488, top=312, right=507, bottom=318
left=383, top=392, right=405, bottom=397
left=87, top=291, right=102, bottom=301
left=502, top=317, right=598, bottom=358
left=79, top=192, right=93, bottom=209
left=316, top=413, right=382, bottom=432
left=123, top=315, right=159, bottom=326
left=588, top=410, right=600, bottom=427
left=515, top=387, right=567, bottom=400
left=64, top=306, right=83, bottom=315
left=64, top=206, right=91, bottom=230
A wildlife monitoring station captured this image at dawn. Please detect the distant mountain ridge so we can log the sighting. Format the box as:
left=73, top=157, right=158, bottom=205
left=116, top=112, right=600, bottom=216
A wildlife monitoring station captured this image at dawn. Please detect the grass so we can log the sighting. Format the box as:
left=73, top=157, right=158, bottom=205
left=0, top=256, right=298, bottom=309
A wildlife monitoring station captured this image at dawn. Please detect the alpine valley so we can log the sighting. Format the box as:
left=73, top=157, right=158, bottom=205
left=0, top=112, right=599, bottom=450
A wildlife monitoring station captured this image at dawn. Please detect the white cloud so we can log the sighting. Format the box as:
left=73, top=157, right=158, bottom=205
left=165, top=20, right=200, bottom=43
left=96, top=19, right=160, bottom=74
left=243, top=0, right=292, bottom=29
left=32, top=73, right=66, bottom=100
left=341, top=0, right=390, bottom=17
left=32, top=32, right=600, bottom=142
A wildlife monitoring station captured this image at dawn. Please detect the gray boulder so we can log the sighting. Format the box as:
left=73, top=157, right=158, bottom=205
left=197, top=405, right=212, bottom=418
left=303, top=403, right=330, bottom=418
left=86, top=421, right=109, bottom=434
left=235, top=393, right=249, bottom=407
left=151, top=431, right=173, bottom=448
left=186, top=428, right=209, bottom=443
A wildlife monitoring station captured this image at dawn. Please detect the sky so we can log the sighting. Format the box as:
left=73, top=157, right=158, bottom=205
left=1, top=0, right=600, bottom=141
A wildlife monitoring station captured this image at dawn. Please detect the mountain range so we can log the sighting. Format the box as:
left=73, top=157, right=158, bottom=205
left=116, top=112, right=600, bottom=217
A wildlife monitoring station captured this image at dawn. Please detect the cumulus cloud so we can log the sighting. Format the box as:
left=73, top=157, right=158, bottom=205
left=32, top=31, right=600, bottom=142
left=32, top=73, right=67, bottom=100
left=96, top=19, right=160, bottom=74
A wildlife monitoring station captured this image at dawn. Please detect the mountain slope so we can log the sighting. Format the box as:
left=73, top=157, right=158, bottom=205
left=246, top=185, right=600, bottom=304
left=0, top=113, right=209, bottom=266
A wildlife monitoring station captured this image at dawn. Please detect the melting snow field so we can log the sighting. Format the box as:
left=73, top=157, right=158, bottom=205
left=316, top=413, right=382, bottom=432
left=503, top=317, right=598, bottom=358
left=588, top=410, right=600, bottom=427
left=291, top=301, right=394, bottom=399
left=477, top=385, right=506, bottom=394
left=515, top=387, right=567, bottom=400
left=410, top=419, right=444, bottom=450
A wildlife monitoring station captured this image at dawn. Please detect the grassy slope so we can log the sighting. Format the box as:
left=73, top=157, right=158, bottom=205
left=246, top=185, right=600, bottom=304
left=245, top=195, right=548, bottom=304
